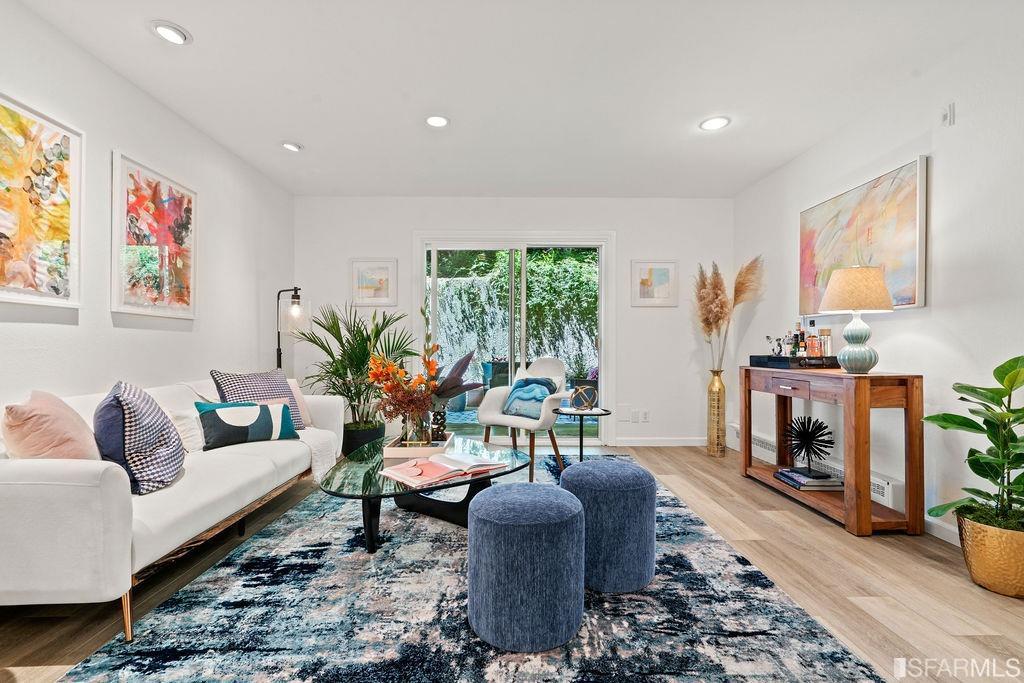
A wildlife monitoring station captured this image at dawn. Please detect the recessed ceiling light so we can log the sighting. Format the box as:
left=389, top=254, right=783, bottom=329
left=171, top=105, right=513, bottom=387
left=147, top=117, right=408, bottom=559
left=150, top=20, right=192, bottom=45
left=426, top=115, right=449, bottom=128
left=699, top=116, right=731, bottom=131
left=281, top=142, right=304, bottom=152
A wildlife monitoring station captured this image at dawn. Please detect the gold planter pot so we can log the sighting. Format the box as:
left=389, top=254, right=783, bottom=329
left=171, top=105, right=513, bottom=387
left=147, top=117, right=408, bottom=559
left=957, top=514, right=1024, bottom=598
left=706, top=370, right=726, bottom=457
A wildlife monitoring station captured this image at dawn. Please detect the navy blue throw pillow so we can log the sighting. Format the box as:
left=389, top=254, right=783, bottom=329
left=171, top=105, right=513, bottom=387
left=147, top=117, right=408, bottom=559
left=93, top=382, right=185, bottom=495
left=94, top=387, right=133, bottom=491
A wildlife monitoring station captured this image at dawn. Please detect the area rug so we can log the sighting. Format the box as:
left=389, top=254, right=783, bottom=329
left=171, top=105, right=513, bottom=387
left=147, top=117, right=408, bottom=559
left=64, top=456, right=881, bottom=682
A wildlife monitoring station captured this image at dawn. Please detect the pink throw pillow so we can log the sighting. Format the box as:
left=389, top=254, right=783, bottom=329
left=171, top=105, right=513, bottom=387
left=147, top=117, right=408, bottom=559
left=2, top=391, right=101, bottom=460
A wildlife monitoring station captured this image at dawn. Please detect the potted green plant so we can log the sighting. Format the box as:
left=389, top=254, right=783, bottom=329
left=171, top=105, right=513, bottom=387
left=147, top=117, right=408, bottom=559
left=295, top=304, right=416, bottom=455
left=924, top=355, right=1024, bottom=597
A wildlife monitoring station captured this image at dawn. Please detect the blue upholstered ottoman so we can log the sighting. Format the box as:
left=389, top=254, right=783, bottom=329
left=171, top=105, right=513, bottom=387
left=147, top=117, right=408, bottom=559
left=467, top=483, right=584, bottom=652
left=560, top=459, right=657, bottom=593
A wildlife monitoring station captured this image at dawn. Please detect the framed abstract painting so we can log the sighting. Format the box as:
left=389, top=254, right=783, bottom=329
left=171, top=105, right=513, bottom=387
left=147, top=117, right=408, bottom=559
left=799, top=156, right=927, bottom=314
left=111, top=151, right=196, bottom=318
left=351, top=258, right=397, bottom=306
left=631, top=259, right=678, bottom=307
left=0, top=93, right=82, bottom=307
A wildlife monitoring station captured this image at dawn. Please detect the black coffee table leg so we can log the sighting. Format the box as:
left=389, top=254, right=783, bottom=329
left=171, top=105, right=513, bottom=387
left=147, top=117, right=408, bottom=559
left=361, top=498, right=382, bottom=553
left=394, top=478, right=492, bottom=527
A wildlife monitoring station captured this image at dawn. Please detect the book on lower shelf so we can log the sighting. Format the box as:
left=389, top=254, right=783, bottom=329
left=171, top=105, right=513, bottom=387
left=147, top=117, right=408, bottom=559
left=380, top=451, right=507, bottom=487
left=773, top=468, right=844, bottom=492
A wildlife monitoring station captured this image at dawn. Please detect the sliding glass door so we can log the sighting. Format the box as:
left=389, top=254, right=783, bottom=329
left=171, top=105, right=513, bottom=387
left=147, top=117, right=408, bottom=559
left=424, top=242, right=601, bottom=442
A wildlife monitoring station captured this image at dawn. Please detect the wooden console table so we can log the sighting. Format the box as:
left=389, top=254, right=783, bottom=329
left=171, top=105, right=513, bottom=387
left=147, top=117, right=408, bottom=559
left=739, top=366, right=924, bottom=536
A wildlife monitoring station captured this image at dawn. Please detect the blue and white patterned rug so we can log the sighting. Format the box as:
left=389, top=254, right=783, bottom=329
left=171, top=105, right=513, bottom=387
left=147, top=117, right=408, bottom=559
left=64, top=456, right=881, bottom=682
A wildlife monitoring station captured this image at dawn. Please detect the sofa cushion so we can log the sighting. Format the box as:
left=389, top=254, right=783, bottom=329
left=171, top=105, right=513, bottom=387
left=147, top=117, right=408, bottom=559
left=130, top=452, right=279, bottom=572
left=211, top=438, right=313, bottom=481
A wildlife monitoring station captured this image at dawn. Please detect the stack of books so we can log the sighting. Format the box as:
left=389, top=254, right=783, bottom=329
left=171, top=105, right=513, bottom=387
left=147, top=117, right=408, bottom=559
left=380, top=451, right=506, bottom=487
left=773, top=468, right=843, bottom=491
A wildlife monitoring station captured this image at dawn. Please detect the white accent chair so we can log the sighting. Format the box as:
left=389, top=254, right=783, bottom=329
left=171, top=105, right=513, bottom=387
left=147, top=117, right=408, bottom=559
left=476, top=357, right=572, bottom=481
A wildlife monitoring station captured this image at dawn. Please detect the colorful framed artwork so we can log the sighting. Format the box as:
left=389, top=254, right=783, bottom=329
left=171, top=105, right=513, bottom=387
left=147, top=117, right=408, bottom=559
left=0, top=93, right=82, bottom=307
left=352, top=258, right=397, bottom=306
left=800, top=156, right=927, bottom=314
left=631, top=259, right=678, bottom=307
left=111, top=150, right=196, bottom=318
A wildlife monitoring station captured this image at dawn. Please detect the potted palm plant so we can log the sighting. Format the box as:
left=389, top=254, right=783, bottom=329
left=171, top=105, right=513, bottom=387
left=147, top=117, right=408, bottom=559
left=295, top=304, right=416, bottom=455
left=924, top=355, right=1024, bottom=597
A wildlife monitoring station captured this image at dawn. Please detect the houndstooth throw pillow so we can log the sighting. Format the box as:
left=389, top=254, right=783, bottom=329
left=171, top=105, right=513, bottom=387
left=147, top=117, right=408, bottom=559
left=96, top=382, right=185, bottom=494
left=209, top=369, right=305, bottom=430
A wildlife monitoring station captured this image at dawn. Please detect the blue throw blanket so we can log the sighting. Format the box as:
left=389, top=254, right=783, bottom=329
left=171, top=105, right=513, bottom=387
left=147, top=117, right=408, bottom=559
left=502, top=377, right=558, bottom=419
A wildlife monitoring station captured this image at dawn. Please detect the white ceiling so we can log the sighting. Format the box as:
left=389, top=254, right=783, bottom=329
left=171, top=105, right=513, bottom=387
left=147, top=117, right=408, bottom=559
left=20, top=1, right=1019, bottom=197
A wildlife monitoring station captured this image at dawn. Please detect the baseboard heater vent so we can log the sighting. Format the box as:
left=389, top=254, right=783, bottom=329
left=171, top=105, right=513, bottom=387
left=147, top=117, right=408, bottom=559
left=728, top=423, right=904, bottom=510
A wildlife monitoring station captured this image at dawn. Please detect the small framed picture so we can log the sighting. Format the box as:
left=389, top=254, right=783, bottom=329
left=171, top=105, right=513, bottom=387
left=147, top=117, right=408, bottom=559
left=631, top=260, right=678, bottom=307
left=351, top=258, right=398, bottom=306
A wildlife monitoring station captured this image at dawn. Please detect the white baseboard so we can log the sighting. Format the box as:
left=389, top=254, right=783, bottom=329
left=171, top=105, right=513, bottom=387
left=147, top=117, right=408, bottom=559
left=925, top=518, right=960, bottom=546
left=614, top=437, right=706, bottom=447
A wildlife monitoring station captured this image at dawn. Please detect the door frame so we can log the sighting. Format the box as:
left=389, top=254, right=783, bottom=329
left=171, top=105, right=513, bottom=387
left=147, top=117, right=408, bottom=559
left=412, top=230, right=616, bottom=446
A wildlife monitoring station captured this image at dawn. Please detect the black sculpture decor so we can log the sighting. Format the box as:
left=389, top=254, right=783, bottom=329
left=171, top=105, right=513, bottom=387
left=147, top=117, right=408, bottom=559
left=784, top=416, right=835, bottom=478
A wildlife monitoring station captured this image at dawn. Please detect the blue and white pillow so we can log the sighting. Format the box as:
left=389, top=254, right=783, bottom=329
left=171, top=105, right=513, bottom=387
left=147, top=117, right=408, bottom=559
left=502, top=377, right=558, bottom=419
left=196, top=402, right=299, bottom=451
left=209, top=369, right=305, bottom=430
left=94, top=382, right=185, bottom=495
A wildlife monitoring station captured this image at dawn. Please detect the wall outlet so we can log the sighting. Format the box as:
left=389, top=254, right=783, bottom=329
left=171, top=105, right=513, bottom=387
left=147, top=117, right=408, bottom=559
left=630, top=409, right=640, bottom=423
left=640, top=409, right=650, bottom=423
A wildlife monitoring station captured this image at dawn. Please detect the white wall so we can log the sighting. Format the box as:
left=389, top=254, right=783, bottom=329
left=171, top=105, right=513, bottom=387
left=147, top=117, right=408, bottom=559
left=729, top=36, right=1024, bottom=542
left=0, top=0, right=294, bottom=405
left=294, top=197, right=733, bottom=445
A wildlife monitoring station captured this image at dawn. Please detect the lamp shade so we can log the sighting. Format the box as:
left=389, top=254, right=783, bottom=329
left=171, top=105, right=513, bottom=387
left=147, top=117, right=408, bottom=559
left=818, top=266, right=893, bottom=313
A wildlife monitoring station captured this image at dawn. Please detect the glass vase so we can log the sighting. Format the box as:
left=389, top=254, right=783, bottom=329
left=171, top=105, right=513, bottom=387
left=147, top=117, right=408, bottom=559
left=706, top=370, right=726, bottom=457
left=403, top=411, right=432, bottom=447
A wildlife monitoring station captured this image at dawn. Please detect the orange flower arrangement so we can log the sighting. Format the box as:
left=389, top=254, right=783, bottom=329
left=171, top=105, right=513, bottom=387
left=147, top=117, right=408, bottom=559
left=368, top=354, right=436, bottom=422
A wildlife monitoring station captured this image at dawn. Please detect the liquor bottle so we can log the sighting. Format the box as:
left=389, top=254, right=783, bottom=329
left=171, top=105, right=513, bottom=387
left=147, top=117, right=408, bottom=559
left=807, top=319, right=820, bottom=357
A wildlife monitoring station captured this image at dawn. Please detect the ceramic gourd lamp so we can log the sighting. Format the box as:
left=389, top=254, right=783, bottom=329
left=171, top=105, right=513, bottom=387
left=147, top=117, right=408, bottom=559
left=818, top=266, right=893, bottom=374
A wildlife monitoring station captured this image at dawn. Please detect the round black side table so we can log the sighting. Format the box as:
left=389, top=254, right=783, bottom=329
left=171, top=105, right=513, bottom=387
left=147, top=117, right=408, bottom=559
left=553, top=407, right=612, bottom=465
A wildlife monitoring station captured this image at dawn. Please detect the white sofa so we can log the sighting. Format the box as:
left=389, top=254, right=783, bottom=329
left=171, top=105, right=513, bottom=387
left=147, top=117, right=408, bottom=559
left=0, top=379, right=344, bottom=640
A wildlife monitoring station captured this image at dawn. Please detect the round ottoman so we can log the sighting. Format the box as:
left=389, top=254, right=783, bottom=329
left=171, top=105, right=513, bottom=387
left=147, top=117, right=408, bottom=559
left=467, top=483, right=584, bottom=652
left=560, top=459, right=656, bottom=593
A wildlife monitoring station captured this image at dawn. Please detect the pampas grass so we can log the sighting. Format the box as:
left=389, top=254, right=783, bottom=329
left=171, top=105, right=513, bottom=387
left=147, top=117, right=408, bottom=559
left=694, top=256, right=763, bottom=370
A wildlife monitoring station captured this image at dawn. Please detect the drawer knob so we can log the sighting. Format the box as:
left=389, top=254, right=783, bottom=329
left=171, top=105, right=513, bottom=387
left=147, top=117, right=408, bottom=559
left=778, top=384, right=794, bottom=390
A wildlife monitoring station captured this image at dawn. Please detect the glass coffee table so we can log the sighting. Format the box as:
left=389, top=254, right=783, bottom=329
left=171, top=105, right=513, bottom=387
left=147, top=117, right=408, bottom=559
left=319, top=435, right=530, bottom=553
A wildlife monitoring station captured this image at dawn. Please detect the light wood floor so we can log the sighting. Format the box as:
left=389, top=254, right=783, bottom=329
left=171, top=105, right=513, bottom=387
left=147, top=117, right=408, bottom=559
left=2, top=446, right=1022, bottom=682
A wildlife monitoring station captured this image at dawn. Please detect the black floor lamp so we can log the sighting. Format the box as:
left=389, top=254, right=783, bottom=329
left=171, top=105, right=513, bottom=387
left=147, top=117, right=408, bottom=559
left=276, top=286, right=302, bottom=369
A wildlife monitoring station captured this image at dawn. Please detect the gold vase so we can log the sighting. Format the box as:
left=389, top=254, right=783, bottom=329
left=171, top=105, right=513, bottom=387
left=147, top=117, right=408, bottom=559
left=957, top=514, right=1024, bottom=598
left=706, top=370, right=726, bottom=457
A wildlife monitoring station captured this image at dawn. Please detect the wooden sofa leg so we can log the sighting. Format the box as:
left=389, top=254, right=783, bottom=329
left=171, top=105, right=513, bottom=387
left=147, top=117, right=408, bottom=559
left=121, top=589, right=134, bottom=642
left=511, top=429, right=518, bottom=450
left=529, top=432, right=536, bottom=482
left=483, top=426, right=490, bottom=443
left=549, top=430, right=566, bottom=471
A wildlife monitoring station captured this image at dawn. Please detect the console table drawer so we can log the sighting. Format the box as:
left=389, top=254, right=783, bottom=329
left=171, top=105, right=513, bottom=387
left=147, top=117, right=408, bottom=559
left=770, top=377, right=810, bottom=399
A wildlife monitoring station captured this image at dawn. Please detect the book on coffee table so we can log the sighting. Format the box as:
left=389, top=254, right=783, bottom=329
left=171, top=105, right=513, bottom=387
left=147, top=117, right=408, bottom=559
left=381, top=451, right=507, bottom=487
